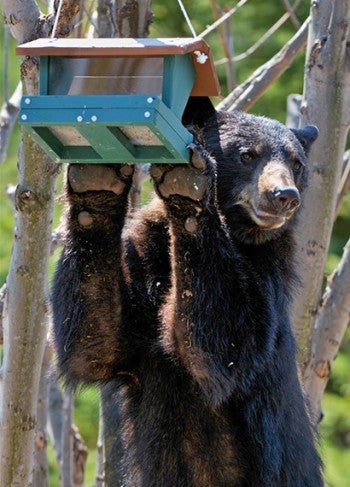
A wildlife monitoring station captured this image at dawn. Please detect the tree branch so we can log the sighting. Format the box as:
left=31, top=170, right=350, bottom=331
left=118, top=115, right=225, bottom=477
left=2, top=0, right=41, bottom=43
left=303, top=239, right=350, bottom=421
left=51, top=0, right=80, bottom=38
left=232, top=12, right=292, bottom=63
left=281, top=0, right=301, bottom=29
left=217, top=17, right=309, bottom=112
left=198, top=0, right=248, bottom=39
left=0, top=83, right=22, bottom=164
left=336, top=151, right=350, bottom=217
left=61, top=391, right=74, bottom=487
left=210, top=1, right=235, bottom=91
left=0, top=284, right=6, bottom=346
left=33, top=343, right=52, bottom=487
left=217, top=0, right=303, bottom=67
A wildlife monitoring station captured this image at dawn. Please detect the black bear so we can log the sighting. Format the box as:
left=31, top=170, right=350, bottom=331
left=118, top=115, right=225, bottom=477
left=52, top=100, right=323, bottom=487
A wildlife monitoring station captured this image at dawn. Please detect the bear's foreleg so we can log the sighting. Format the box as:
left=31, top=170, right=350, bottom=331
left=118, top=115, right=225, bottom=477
left=151, top=147, right=276, bottom=406
left=52, top=164, right=134, bottom=386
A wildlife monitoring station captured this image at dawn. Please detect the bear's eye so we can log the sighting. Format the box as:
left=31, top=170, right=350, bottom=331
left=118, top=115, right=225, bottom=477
left=293, top=160, right=303, bottom=171
left=240, top=150, right=256, bottom=162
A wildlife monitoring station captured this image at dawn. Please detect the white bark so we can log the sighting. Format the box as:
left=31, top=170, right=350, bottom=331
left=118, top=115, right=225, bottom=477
left=0, top=83, right=22, bottom=164
left=33, top=344, right=52, bottom=487
left=0, top=2, right=79, bottom=485
left=2, top=0, right=41, bottom=43
left=61, top=392, right=74, bottom=487
left=0, top=135, right=58, bottom=486
left=95, top=407, right=105, bottom=487
left=303, top=239, right=350, bottom=419
left=48, top=372, right=64, bottom=465
left=292, top=0, right=350, bottom=371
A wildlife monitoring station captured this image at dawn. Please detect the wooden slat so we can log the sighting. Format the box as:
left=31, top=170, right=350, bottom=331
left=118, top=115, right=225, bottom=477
left=16, top=37, right=209, bottom=57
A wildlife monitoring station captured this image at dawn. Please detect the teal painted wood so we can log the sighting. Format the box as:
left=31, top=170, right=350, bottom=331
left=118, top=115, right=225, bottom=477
left=26, top=126, right=63, bottom=162
left=19, top=94, right=193, bottom=163
left=20, top=95, right=192, bottom=140
left=48, top=57, right=74, bottom=95
left=134, top=146, right=173, bottom=160
left=108, top=127, right=138, bottom=156
left=20, top=94, right=159, bottom=110
left=77, top=125, right=135, bottom=160
left=62, top=146, right=102, bottom=161
left=162, top=54, right=195, bottom=119
left=108, top=126, right=182, bottom=161
left=153, top=96, right=193, bottom=142
left=25, top=122, right=190, bottom=164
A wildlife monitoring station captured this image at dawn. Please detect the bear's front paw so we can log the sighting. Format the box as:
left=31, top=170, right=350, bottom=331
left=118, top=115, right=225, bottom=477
left=150, top=144, right=214, bottom=203
left=68, top=164, right=134, bottom=195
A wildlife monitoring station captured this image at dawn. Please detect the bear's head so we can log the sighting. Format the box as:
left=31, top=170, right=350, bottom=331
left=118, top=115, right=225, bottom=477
left=183, top=101, right=318, bottom=245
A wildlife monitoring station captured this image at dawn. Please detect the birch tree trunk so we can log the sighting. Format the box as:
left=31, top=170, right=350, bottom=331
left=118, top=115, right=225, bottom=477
left=0, top=2, right=78, bottom=485
left=292, top=0, right=350, bottom=379
left=0, top=104, right=58, bottom=487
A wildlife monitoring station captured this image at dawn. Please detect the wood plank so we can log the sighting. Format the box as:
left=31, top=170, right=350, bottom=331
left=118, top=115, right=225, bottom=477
left=16, top=37, right=209, bottom=57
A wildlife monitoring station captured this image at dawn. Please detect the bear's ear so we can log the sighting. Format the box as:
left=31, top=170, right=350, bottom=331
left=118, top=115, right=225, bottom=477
left=182, top=96, right=217, bottom=128
left=290, top=125, right=319, bottom=155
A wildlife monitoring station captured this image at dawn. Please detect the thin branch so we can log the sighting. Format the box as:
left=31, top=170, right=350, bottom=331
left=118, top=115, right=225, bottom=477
left=80, top=1, right=98, bottom=38
left=210, top=1, right=235, bottom=90
left=48, top=372, right=64, bottom=466
left=198, top=0, right=249, bottom=39
left=61, top=391, right=74, bottom=487
left=303, top=238, right=350, bottom=421
left=281, top=0, right=301, bottom=29
left=129, top=164, right=150, bottom=212
left=286, top=93, right=302, bottom=128
left=215, top=0, right=300, bottom=66
left=233, top=12, right=291, bottom=63
left=0, top=83, right=22, bottom=164
left=71, top=424, right=88, bottom=487
left=95, top=406, right=105, bottom=487
left=216, top=0, right=302, bottom=65
left=60, top=390, right=88, bottom=487
left=0, top=284, right=6, bottom=346
left=217, top=17, right=309, bottom=112
left=5, top=183, right=16, bottom=206
left=4, top=25, right=10, bottom=102
left=335, top=151, right=350, bottom=217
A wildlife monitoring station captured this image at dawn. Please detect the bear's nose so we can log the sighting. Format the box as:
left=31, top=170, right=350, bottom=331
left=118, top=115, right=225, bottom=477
left=267, top=187, right=301, bottom=211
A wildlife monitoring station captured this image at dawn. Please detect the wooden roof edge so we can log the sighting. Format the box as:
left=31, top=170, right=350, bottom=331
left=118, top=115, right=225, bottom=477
left=16, top=37, right=211, bottom=57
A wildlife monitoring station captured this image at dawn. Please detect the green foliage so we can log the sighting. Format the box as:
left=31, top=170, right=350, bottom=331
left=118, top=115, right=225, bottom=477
left=1, top=2, right=349, bottom=485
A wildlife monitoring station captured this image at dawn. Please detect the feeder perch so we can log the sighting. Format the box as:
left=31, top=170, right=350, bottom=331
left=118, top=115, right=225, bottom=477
left=16, top=38, right=220, bottom=164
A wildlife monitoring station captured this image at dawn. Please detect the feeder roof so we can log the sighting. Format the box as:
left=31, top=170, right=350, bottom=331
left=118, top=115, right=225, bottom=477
left=16, top=37, right=220, bottom=97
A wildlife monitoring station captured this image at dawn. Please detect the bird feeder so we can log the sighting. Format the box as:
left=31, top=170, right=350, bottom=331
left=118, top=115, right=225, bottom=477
left=16, top=38, right=220, bottom=164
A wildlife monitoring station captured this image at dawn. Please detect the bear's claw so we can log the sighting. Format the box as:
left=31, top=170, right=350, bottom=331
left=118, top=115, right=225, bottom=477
left=187, top=143, right=207, bottom=171
left=150, top=143, right=212, bottom=202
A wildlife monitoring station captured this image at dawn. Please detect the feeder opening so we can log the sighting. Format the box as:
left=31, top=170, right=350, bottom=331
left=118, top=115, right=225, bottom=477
left=49, top=57, right=164, bottom=96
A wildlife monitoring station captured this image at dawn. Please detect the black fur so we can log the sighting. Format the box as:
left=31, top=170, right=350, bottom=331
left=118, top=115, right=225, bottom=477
left=52, top=107, right=323, bottom=486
